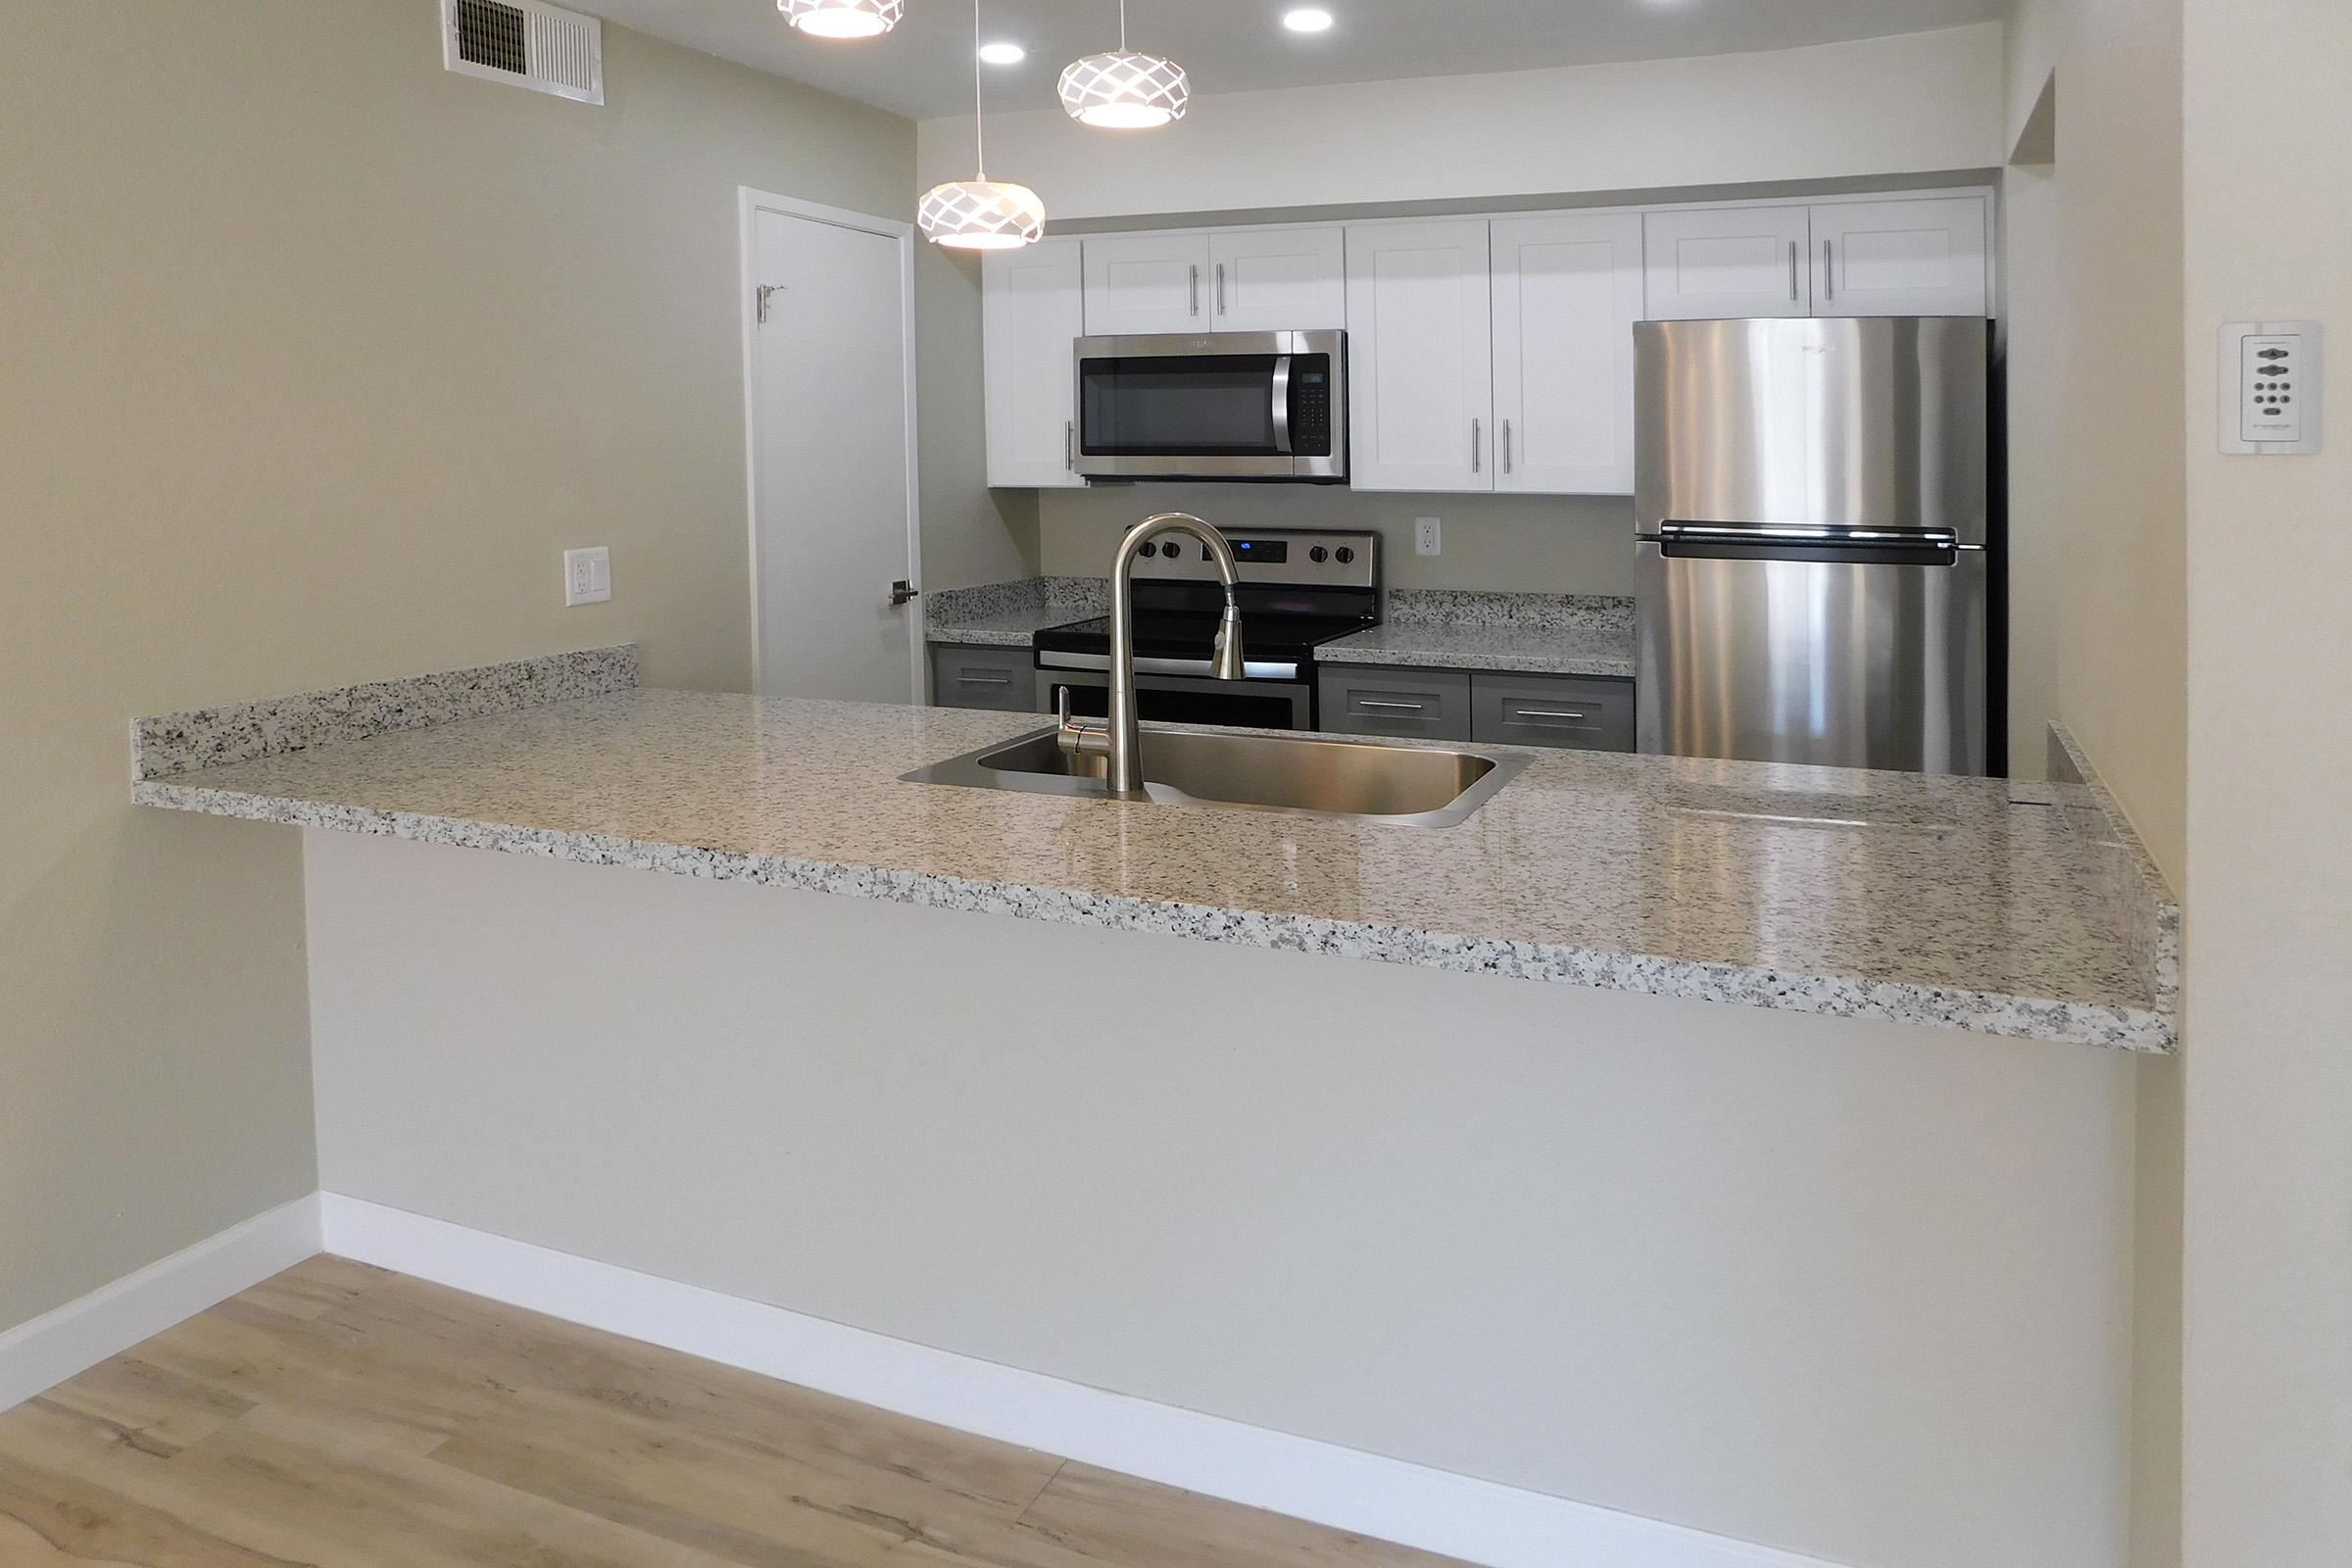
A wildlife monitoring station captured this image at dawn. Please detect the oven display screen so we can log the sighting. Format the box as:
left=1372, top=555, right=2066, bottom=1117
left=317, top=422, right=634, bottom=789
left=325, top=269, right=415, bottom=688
left=1230, top=539, right=1288, bottom=564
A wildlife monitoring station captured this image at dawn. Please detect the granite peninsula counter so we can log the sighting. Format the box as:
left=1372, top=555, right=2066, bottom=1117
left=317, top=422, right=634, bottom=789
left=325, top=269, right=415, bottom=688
left=130, top=650, right=2177, bottom=1052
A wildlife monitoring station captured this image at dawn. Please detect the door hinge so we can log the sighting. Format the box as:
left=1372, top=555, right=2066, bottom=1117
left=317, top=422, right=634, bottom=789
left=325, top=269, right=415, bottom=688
left=757, top=283, right=786, bottom=325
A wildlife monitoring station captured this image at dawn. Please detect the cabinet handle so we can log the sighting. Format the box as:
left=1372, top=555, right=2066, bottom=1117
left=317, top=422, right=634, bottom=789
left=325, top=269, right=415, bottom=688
left=1502, top=418, right=1513, bottom=475
left=1471, top=418, right=1483, bottom=474
left=1065, top=420, right=1074, bottom=470
left=1513, top=708, right=1587, bottom=721
left=957, top=674, right=1014, bottom=687
left=1358, top=699, right=1427, bottom=711
left=1216, top=263, right=1227, bottom=316
left=1190, top=264, right=1200, bottom=317
left=1824, top=240, right=1835, bottom=302
left=1788, top=240, right=1800, bottom=303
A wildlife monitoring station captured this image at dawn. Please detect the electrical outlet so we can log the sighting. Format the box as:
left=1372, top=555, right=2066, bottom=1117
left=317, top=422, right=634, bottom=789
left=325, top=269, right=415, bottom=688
left=1415, top=517, right=1443, bottom=557
left=564, top=547, right=612, bottom=607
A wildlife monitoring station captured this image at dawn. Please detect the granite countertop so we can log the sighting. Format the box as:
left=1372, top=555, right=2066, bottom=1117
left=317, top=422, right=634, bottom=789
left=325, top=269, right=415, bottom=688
left=925, top=578, right=1102, bottom=648
left=133, top=683, right=2177, bottom=1052
left=1321, top=621, right=1636, bottom=678
left=923, top=605, right=1075, bottom=648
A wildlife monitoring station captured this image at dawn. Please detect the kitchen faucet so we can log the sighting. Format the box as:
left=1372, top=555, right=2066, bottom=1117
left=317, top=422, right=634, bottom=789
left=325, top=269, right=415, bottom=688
left=1057, top=514, right=1247, bottom=797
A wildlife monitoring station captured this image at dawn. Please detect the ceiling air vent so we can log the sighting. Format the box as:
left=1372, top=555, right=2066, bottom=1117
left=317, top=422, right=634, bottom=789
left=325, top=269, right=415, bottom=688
left=442, top=0, right=604, bottom=105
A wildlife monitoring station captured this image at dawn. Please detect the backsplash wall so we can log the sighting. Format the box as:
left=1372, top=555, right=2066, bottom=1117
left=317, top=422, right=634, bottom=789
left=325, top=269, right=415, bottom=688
left=1033, top=484, right=1637, bottom=595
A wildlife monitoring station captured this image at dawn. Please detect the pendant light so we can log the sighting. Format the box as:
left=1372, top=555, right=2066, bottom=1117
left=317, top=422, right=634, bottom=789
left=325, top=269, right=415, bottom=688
left=1058, top=0, right=1189, bottom=130
left=778, top=0, right=905, bottom=40
left=917, top=0, right=1046, bottom=250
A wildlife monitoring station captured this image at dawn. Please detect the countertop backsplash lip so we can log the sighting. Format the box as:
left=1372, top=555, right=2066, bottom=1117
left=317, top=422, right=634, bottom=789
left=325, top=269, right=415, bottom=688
left=2047, top=722, right=2184, bottom=1027
left=130, top=684, right=2179, bottom=1052
left=128, top=644, right=640, bottom=783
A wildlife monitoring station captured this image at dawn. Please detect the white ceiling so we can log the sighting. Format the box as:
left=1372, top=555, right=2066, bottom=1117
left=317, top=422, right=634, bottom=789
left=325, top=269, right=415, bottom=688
left=579, top=0, right=2003, bottom=122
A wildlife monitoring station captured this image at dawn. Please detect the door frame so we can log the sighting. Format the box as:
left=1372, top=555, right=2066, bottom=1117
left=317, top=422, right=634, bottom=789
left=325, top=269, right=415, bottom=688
left=738, top=186, right=926, bottom=702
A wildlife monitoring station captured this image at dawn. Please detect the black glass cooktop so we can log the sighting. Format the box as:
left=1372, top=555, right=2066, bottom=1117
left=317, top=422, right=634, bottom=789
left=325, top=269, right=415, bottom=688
left=1035, top=611, right=1370, bottom=663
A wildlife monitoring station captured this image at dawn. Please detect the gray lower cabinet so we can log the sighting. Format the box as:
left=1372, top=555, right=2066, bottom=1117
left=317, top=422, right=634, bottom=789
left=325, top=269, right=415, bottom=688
left=1318, top=664, right=1635, bottom=752
left=1469, top=671, right=1636, bottom=753
left=930, top=643, right=1039, bottom=712
left=1316, top=666, right=1473, bottom=742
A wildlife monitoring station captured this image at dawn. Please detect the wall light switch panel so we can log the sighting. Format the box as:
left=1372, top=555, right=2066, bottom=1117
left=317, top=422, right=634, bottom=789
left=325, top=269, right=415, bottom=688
left=564, top=547, right=612, bottom=607
left=1415, top=516, right=1443, bottom=556
left=2220, top=320, right=2322, bottom=455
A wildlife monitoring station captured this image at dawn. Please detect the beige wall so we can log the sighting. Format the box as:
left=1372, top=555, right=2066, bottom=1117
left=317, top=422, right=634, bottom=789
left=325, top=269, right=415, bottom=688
left=310, top=829, right=2136, bottom=1568
left=0, top=1, right=913, bottom=1333
left=1038, top=487, right=1636, bottom=596
left=2180, top=3, right=2352, bottom=1565
left=1996, top=0, right=2187, bottom=874
left=917, top=25, right=2005, bottom=222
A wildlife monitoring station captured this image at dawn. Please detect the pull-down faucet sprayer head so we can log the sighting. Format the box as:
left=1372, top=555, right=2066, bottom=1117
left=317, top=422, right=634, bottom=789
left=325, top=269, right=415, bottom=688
left=1212, top=597, right=1247, bottom=681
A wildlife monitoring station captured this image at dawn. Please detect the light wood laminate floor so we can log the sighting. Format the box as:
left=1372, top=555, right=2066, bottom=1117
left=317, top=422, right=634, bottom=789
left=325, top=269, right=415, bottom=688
left=0, top=1257, right=1465, bottom=1567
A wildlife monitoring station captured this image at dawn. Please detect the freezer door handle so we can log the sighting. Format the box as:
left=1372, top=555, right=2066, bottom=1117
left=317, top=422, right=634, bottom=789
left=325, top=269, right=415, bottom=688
left=1653, top=522, right=1962, bottom=566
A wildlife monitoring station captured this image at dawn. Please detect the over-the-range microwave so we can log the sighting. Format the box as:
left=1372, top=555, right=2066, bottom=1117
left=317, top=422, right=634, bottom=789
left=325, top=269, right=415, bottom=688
left=1073, top=329, right=1348, bottom=483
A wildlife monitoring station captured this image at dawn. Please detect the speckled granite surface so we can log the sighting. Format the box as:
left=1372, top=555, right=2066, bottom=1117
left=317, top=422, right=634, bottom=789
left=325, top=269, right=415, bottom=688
left=133, top=687, right=2176, bottom=1052
left=130, top=646, right=638, bottom=781
left=926, top=577, right=1105, bottom=648
left=1326, top=591, right=1636, bottom=676
left=2047, top=724, right=2182, bottom=1024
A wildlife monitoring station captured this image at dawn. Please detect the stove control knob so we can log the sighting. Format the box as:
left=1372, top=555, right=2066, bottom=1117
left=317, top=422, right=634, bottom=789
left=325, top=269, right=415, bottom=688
left=1139, top=542, right=1159, bottom=558
left=1308, top=546, right=1329, bottom=564
left=1335, top=546, right=1356, bottom=565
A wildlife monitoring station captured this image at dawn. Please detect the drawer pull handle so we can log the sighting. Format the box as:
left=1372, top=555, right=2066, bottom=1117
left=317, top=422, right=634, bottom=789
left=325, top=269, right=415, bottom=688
left=1358, top=699, right=1427, bottom=711
left=1513, top=708, right=1587, bottom=721
left=957, top=674, right=1014, bottom=687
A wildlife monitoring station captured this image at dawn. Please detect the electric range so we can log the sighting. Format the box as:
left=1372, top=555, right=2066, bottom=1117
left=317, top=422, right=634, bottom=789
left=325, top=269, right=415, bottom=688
left=1032, top=528, right=1381, bottom=731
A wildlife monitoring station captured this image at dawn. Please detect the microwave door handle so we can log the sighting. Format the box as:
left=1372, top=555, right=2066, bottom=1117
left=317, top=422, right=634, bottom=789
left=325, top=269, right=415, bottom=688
left=1270, top=355, right=1294, bottom=455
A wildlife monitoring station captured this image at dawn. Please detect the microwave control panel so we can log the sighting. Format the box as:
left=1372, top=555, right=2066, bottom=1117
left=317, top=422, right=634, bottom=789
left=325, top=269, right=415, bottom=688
left=1290, top=359, right=1335, bottom=457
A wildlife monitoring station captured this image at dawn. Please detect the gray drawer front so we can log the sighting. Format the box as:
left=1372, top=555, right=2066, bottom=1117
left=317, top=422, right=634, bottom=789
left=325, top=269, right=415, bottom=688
left=931, top=644, right=1038, bottom=712
left=1470, top=672, right=1635, bottom=752
left=1317, top=666, right=1472, bottom=741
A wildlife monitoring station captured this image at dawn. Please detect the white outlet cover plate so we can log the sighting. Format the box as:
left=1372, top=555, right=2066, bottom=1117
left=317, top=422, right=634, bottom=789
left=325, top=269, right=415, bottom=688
left=2220, top=320, right=2322, bottom=455
left=1415, top=517, right=1442, bottom=556
left=564, top=547, right=612, bottom=607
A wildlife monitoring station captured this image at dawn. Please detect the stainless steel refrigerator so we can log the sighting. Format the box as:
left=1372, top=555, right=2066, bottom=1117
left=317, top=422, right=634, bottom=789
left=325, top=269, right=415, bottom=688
left=1635, top=316, right=1990, bottom=775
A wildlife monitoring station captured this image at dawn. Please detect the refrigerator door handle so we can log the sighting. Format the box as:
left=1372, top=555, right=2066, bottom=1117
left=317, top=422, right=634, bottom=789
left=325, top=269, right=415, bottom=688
left=1656, top=521, right=1961, bottom=566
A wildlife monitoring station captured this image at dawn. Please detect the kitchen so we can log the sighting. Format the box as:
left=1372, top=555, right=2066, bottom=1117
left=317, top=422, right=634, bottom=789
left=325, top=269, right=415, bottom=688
left=1, top=6, right=2341, bottom=1568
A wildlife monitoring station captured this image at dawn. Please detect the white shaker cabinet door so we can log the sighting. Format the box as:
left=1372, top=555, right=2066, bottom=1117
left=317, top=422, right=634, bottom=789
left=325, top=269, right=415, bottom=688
left=1642, top=205, right=1814, bottom=320
left=1345, top=220, right=1495, bottom=494
left=1207, top=227, right=1347, bottom=331
left=982, top=238, right=1086, bottom=489
left=1811, top=196, right=1990, bottom=318
left=1492, top=212, right=1644, bottom=495
left=1081, top=232, right=1213, bottom=337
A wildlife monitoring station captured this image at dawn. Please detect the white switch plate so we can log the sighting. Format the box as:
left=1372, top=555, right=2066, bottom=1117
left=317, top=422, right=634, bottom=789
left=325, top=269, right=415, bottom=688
left=2220, top=320, right=2322, bottom=455
left=564, top=547, right=612, bottom=607
left=1415, top=516, right=1443, bottom=556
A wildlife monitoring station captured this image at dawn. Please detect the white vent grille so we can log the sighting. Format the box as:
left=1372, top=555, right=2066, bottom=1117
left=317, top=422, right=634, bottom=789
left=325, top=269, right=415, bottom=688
left=443, top=0, right=604, bottom=105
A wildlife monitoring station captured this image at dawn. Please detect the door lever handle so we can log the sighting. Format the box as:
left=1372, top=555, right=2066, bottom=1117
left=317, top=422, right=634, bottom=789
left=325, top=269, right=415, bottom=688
left=890, top=579, right=919, bottom=609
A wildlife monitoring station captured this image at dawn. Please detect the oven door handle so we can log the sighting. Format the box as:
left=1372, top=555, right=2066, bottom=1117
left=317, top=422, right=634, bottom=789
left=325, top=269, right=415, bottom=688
left=1270, top=355, right=1294, bottom=456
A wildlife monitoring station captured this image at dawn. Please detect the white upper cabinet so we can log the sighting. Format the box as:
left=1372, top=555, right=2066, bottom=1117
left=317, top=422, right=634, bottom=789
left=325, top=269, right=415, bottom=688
left=1810, top=197, right=1989, bottom=318
left=1081, top=232, right=1213, bottom=337
left=1491, top=213, right=1644, bottom=496
left=1346, top=220, right=1495, bottom=494
left=983, top=238, right=1086, bottom=489
left=1206, top=227, right=1347, bottom=332
left=1642, top=205, right=1815, bottom=320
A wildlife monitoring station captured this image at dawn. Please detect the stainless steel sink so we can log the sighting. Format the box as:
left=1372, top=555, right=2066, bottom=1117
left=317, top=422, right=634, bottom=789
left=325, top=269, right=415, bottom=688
left=906, top=726, right=1531, bottom=828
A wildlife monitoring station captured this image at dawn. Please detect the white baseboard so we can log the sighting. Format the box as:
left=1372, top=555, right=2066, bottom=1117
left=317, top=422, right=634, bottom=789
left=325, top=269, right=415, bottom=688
left=319, top=1193, right=1843, bottom=1568
left=0, top=1195, right=322, bottom=1414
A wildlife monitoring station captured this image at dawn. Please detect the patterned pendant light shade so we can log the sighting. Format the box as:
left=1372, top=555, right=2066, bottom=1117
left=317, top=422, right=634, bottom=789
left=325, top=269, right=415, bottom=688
left=778, top=0, right=905, bottom=39
left=1058, top=48, right=1190, bottom=129
left=918, top=0, right=1046, bottom=249
left=917, top=180, right=1048, bottom=250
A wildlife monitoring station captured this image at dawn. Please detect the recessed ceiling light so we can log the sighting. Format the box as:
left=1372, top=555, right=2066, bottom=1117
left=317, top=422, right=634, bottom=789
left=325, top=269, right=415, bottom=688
left=1283, top=8, right=1336, bottom=33
left=978, top=41, right=1027, bottom=64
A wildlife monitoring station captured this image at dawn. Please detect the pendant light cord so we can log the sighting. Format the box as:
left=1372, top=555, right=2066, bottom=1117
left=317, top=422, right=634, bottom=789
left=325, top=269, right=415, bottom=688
left=1119, top=0, right=1129, bottom=50
left=972, top=0, right=986, bottom=177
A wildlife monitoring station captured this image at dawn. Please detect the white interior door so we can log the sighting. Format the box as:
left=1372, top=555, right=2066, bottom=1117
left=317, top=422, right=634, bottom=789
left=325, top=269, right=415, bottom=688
left=748, top=197, right=920, bottom=704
